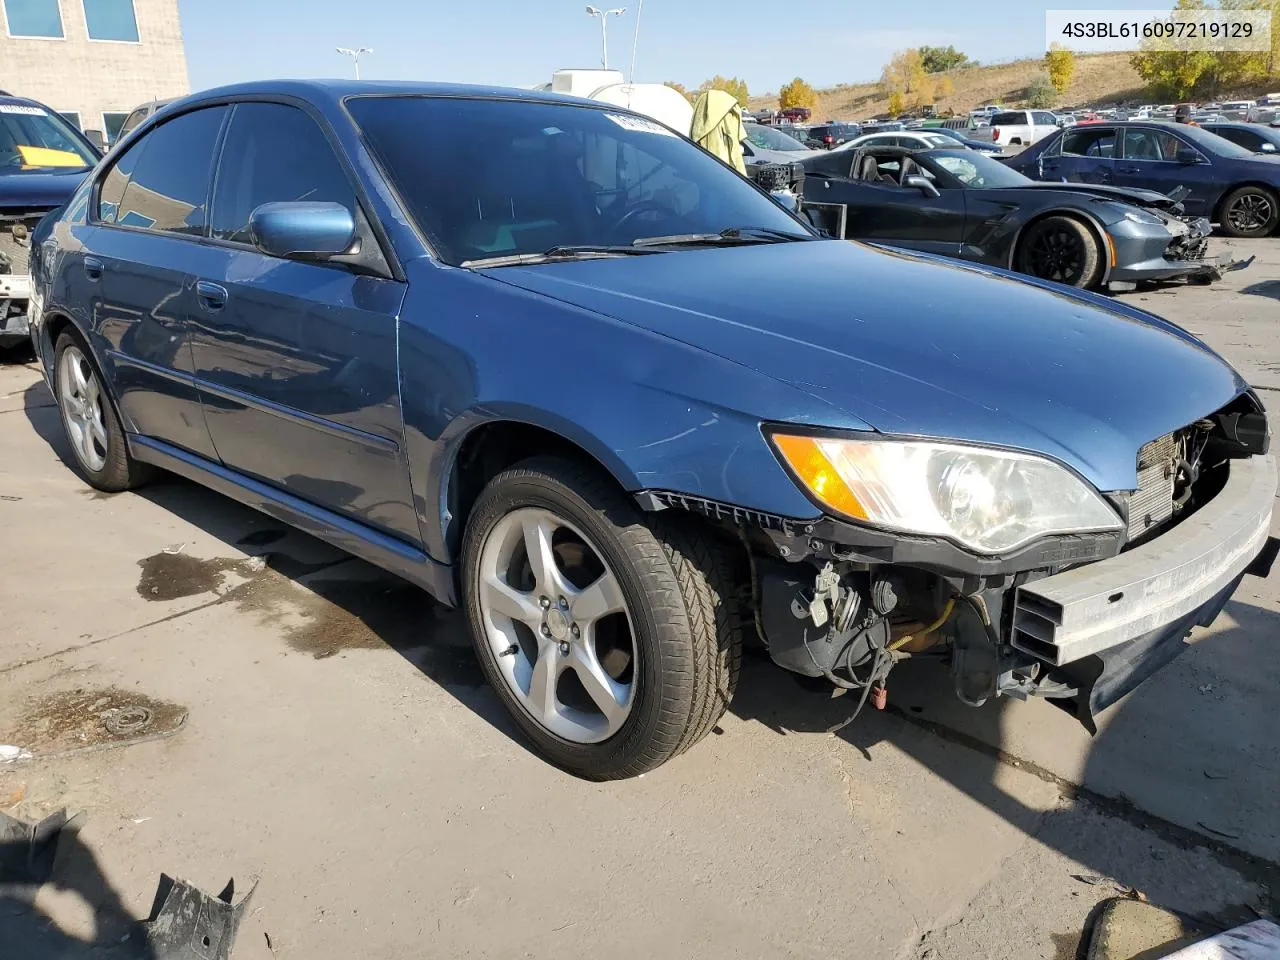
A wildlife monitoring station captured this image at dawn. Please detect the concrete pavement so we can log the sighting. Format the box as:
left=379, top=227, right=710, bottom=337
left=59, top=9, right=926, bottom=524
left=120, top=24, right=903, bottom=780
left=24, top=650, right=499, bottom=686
left=1, top=241, right=1277, bottom=959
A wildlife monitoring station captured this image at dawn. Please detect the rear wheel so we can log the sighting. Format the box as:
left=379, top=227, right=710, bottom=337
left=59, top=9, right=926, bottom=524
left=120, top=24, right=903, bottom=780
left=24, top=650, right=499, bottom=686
left=461, top=456, right=741, bottom=780
left=53, top=331, right=150, bottom=492
left=1219, top=186, right=1278, bottom=238
left=1016, top=215, right=1103, bottom=288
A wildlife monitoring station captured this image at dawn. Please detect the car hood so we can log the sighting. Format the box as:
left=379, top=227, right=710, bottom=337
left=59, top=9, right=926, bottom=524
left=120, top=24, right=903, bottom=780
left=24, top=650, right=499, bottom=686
left=481, top=241, right=1249, bottom=492
left=1014, top=181, right=1180, bottom=208
left=0, top=169, right=89, bottom=211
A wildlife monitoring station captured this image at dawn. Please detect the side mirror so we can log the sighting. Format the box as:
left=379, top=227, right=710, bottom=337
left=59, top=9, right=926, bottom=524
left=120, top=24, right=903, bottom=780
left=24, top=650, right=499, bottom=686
left=84, top=129, right=106, bottom=150
left=904, top=174, right=940, bottom=198
left=249, top=201, right=356, bottom=259
left=1175, top=148, right=1202, bottom=165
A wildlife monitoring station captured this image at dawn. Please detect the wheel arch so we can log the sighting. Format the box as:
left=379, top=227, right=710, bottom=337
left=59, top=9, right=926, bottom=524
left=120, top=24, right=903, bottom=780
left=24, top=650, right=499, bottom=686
left=1008, top=207, right=1113, bottom=288
left=437, top=412, right=640, bottom=564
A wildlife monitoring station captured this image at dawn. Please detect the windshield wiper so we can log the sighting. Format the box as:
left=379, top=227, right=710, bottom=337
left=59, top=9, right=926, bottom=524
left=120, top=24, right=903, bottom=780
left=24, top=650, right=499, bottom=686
left=631, top=226, right=815, bottom=248
left=461, top=244, right=665, bottom=268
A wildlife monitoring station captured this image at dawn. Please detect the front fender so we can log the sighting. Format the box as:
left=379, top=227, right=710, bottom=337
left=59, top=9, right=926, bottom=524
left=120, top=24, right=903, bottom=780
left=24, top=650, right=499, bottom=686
left=396, top=260, right=836, bottom=563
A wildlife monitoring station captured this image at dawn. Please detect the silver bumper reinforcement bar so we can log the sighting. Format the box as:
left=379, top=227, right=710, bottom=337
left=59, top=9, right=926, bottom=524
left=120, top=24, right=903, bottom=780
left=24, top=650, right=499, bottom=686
left=1012, top=453, right=1277, bottom=666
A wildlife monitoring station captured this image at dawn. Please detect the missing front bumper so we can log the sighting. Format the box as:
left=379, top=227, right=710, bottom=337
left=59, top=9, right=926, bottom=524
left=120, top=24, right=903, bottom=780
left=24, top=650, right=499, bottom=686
left=1011, top=454, right=1276, bottom=666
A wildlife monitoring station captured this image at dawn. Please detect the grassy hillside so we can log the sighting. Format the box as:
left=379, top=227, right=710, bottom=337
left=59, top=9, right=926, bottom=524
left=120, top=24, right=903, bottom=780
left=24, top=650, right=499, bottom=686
left=749, top=52, right=1148, bottom=120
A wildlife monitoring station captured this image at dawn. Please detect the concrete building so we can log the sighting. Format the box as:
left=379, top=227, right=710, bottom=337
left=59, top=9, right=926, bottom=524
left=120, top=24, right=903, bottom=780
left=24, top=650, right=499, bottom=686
left=0, top=0, right=188, bottom=142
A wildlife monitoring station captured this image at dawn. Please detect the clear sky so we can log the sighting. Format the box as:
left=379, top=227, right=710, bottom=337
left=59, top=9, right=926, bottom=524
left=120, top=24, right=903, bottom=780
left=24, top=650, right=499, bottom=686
left=178, top=0, right=1162, bottom=96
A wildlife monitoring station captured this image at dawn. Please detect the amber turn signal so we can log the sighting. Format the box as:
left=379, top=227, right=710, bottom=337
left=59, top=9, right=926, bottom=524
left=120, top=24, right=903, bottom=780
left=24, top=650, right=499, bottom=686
left=771, top=434, right=868, bottom=520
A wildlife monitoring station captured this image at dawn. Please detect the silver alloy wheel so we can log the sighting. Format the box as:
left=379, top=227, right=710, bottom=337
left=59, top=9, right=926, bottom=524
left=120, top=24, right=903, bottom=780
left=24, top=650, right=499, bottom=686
left=477, top=507, right=637, bottom=744
left=57, top=345, right=108, bottom=473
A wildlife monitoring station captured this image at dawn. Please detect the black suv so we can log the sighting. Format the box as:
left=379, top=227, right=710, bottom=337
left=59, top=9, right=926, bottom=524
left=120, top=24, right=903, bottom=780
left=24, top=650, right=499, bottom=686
left=806, top=122, right=862, bottom=149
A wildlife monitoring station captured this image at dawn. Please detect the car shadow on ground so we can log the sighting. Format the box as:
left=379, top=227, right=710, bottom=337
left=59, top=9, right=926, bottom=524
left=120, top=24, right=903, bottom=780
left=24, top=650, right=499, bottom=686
left=1241, top=280, right=1280, bottom=300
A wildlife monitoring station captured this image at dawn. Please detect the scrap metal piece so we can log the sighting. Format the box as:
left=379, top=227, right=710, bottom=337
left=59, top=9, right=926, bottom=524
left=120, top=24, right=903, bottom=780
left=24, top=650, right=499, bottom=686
left=0, top=808, right=84, bottom=883
left=145, top=874, right=256, bottom=960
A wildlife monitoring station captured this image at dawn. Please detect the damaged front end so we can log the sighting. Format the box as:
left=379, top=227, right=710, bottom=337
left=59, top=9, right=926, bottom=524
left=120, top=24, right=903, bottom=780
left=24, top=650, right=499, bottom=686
left=1108, top=210, right=1254, bottom=289
left=642, top=395, right=1278, bottom=732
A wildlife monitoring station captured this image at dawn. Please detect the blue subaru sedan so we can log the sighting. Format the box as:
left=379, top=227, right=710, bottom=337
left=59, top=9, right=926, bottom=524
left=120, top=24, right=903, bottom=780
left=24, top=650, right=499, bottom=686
left=28, top=82, right=1277, bottom=779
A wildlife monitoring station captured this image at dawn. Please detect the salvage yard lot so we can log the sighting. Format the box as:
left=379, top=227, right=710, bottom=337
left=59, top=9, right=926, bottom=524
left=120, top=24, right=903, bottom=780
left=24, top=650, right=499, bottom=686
left=1, top=240, right=1278, bottom=959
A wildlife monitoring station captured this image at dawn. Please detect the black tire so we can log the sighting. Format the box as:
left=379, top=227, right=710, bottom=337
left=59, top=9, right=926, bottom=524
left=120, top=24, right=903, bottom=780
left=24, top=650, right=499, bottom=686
left=1016, top=215, right=1103, bottom=288
left=461, top=456, right=741, bottom=780
left=52, top=331, right=150, bottom=492
left=1218, top=186, right=1278, bottom=238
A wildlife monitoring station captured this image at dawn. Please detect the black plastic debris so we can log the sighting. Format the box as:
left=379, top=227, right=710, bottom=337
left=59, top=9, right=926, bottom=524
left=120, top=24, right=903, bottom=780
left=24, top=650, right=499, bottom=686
left=0, top=807, right=83, bottom=883
left=145, top=874, right=256, bottom=960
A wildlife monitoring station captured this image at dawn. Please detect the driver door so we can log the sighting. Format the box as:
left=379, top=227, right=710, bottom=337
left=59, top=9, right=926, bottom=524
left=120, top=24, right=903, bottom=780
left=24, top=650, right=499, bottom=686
left=839, top=156, right=966, bottom=254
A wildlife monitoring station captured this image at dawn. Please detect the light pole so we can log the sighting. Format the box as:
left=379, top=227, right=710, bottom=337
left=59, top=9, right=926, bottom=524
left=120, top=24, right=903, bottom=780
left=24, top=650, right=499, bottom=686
left=335, top=46, right=373, bottom=80
left=584, top=6, right=625, bottom=69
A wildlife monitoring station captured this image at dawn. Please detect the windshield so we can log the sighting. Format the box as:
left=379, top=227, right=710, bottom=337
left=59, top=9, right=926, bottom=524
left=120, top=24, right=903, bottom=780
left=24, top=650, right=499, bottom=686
left=745, top=125, right=808, bottom=152
left=918, top=133, right=958, bottom=149
left=0, top=103, right=97, bottom=174
left=349, top=96, right=811, bottom=266
left=929, top=150, right=1032, bottom=188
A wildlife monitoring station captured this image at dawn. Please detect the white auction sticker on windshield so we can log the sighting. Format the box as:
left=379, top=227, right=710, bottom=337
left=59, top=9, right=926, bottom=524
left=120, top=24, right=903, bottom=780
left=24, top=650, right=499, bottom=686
left=0, top=104, right=47, bottom=116
left=604, top=113, right=676, bottom=137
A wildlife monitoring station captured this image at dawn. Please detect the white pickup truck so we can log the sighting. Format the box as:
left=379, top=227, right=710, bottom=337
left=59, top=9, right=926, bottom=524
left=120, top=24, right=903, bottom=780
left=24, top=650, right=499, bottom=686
left=987, top=109, right=1060, bottom=148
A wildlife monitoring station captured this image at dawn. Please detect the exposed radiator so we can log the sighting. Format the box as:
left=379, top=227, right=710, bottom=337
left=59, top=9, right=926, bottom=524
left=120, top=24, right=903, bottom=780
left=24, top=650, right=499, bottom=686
left=1127, top=433, right=1178, bottom=541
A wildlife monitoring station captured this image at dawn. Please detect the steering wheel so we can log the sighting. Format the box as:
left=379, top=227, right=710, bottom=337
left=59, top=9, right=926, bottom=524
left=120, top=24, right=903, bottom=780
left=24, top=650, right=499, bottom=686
left=610, top=199, right=680, bottom=235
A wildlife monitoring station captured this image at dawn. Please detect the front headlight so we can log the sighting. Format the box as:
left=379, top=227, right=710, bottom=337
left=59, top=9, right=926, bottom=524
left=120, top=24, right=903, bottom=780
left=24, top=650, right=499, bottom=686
left=771, top=433, right=1123, bottom=555
left=1122, top=208, right=1164, bottom=226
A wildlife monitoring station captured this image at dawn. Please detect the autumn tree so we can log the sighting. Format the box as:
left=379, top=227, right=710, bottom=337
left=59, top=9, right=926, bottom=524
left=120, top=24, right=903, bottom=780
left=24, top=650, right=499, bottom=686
left=1130, top=0, right=1221, bottom=99
left=918, top=45, right=971, bottom=73
left=697, top=75, right=750, bottom=108
left=664, top=81, right=692, bottom=102
left=881, top=49, right=934, bottom=109
left=887, top=91, right=905, bottom=116
left=1044, top=44, right=1075, bottom=92
left=778, top=77, right=818, bottom=111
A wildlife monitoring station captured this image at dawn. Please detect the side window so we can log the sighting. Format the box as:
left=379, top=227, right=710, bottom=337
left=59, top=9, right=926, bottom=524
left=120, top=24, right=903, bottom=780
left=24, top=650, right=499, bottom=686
left=1061, top=128, right=1116, bottom=158
left=210, top=102, right=357, bottom=245
left=1122, top=129, right=1184, bottom=161
left=1222, top=128, right=1260, bottom=150
left=1032, top=111, right=1056, bottom=125
left=113, top=106, right=227, bottom=234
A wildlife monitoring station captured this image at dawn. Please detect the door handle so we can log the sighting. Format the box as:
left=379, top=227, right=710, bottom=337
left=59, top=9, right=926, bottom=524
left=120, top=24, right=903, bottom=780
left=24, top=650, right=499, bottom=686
left=195, top=280, right=228, bottom=311
left=1118, top=166, right=1142, bottom=174
left=83, top=256, right=104, bottom=281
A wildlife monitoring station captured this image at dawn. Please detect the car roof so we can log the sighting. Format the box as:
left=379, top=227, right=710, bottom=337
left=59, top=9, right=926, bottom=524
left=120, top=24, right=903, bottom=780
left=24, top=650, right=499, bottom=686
left=0, top=92, right=54, bottom=111
left=176, top=79, right=617, bottom=111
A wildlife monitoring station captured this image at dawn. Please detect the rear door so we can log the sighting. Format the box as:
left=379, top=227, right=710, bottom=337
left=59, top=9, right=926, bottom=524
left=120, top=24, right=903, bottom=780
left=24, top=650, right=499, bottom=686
left=1039, top=126, right=1117, bottom=184
left=182, top=101, right=417, bottom=540
left=87, top=105, right=228, bottom=459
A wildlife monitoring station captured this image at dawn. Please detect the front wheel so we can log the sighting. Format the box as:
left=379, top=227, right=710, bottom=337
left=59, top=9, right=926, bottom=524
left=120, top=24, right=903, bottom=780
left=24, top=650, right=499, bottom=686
left=1219, top=186, right=1278, bottom=238
left=461, top=457, right=741, bottom=780
left=1015, top=215, right=1103, bottom=289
